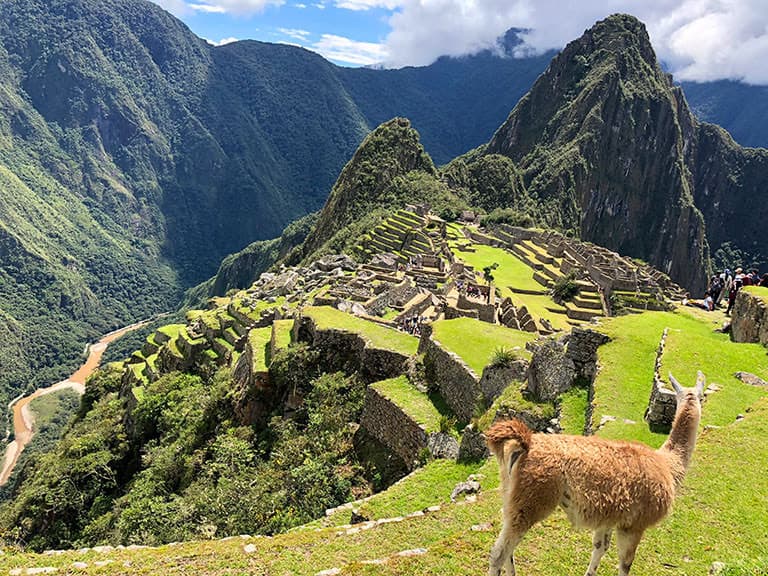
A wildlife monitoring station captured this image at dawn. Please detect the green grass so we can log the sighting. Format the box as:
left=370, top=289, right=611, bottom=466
left=557, top=387, right=589, bottom=434
left=185, top=308, right=221, bottom=331
left=431, top=318, right=535, bottom=374
left=248, top=327, right=273, bottom=372
left=593, top=308, right=768, bottom=446
left=371, top=376, right=443, bottom=432
left=302, top=306, right=418, bottom=356
left=743, top=284, right=768, bottom=304
left=272, top=319, right=294, bottom=352
left=157, top=324, right=184, bottom=339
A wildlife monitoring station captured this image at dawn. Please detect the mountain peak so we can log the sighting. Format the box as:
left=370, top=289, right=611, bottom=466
left=484, top=13, right=709, bottom=291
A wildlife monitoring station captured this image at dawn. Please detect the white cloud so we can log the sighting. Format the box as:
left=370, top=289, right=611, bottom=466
left=314, top=2, right=326, bottom=7
left=311, top=34, right=388, bottom=65
left=382, top=0, right=768, bottom=84
left=206, top=36, right=241, bottom=45
left=334, top=0, right=402, bottom=11
left=294, top=2, right=308, bottom=7
left=189, top=3, right=228, bottom=12
left=278, top=27, right=312, bottom=40
left=152, top=0, right=284, bottom=16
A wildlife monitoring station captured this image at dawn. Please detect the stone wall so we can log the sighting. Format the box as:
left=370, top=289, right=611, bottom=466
left=295, top=315, right=411, bottom=383
left=645, top=328, right=677, bottom=429
left=420, top=334, right=481, bottom=422
left=457, top=293, right=496, bottom=323
left=731, top=289, right=768, bottom=346
left=360, top=386, right=428, bottom=469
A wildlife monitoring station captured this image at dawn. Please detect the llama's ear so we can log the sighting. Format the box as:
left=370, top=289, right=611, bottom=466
left=695, top=371, right=706, bottom=397
left=668, top=372, right=683, bottom=394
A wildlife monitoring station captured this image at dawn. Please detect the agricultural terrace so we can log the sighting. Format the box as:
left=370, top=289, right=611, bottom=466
left=371, top=376, right=443, bottom=433
left=430, top=317, right=535, bottom=374
left=448, top=241, right=571, bottom=330
left=302, top=306, right=419, bottom=356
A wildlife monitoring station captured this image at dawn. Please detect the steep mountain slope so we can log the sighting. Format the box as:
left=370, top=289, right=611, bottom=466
left=480, top=14, right=710, bottom=291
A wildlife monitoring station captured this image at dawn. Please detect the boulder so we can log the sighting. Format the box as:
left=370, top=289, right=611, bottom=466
left=479, top=360, right=529, bottom=405
left=427, top=432, right=459, bottom=460
left=458, top=424, right=489, bottom=462
left=526, top=338, right=576, bottom=402
left=730, top=289, right=768, bottom=345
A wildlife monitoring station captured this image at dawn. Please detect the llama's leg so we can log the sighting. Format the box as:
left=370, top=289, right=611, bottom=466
left=488, top=521, right=525, bottom=576
left=616, top=529, right=644, bottom=576
left=584, top=528, right=612, bottom=576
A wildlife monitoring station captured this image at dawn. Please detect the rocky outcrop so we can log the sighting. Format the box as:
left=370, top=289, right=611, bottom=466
left=458, top=424, right=490, bottom=462
left=478, top=361, right=529, bottom=406
left=526, top=338, right=576, bottom=402
left=730, top=289, right=768, bottom=346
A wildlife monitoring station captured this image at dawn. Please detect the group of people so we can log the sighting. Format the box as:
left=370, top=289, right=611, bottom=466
left=685, top=267, right=768, bottom=313
left=400, top=315, right=425, bottom=336
left=457, top=280, right=485, bottom=300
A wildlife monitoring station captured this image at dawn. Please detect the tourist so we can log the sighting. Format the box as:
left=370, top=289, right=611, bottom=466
left=760, top=273, right=768, bottom=288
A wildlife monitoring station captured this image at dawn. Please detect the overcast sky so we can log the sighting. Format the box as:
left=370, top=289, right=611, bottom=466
left=151, top=0, right=768, bottom=84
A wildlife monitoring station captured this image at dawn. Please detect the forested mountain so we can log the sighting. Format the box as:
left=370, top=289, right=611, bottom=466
left=0, top=0, right=548, bottom=407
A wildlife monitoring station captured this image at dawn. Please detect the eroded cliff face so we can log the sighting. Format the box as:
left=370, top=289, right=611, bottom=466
left=485, top=14, right=710, bottom=292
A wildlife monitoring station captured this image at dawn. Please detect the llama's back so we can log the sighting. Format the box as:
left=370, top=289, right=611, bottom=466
left=523, top=434, right=677, bottom=531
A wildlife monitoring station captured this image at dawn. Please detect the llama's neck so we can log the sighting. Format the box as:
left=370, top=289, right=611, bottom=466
left=658, top=397, right=701, bottom=484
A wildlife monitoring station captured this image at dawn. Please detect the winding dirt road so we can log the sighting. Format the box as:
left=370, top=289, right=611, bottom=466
left=0, top=320, right=148, bottom=485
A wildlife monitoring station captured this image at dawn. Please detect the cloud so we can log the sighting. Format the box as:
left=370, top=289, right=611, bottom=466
left=278, top=27, right=312, bottom=40
left=382, top=0, right=768, bottom=84
left=311, top=34, right=388, bottom=65
left=334, top=0, right=402, bottom=11
left=151, top=0, right=284, bottom=16
left=207, top=36, right=240, bottom=45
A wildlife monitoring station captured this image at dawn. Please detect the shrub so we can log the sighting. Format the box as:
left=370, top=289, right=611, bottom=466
left=480, top=207, right=534, bottom=228
left=490, top=346, right=518, bottom=368
left=551, top=272, right=579, bottom=303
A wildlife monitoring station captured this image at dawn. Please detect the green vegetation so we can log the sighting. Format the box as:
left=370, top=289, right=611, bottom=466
left=372, top=376, right=442, bottom=432
left=431, top=318, right=534, bottom=374
left=594, top=308, right=768, bottom=445
left=477, top=384, right=556, bottom=431
left=449, top=242, right=570, bottom=330
left=272, top=319, right=294, bottom=352
left=248, top=327, right=273, bottom=372
left=302, top=306, right=418, bottom=356
left=551, top=272, right=579, bottom=303
left=489, top=346, right=519, bottom=367
left=557, top=387, right=589, bottom=435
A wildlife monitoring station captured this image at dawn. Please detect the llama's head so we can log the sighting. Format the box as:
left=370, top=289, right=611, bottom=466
left=669, top=371, right=705, bottom=412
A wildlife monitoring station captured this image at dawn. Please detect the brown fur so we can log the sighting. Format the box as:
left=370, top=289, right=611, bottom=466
left=486, top=372, right=704, bottom=576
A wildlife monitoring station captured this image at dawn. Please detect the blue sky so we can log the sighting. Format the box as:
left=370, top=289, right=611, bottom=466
left=151, top=0, right=768, bottom=84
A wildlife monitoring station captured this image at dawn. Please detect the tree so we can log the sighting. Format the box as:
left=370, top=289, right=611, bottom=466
left=483, top=263, right=499, bottom=303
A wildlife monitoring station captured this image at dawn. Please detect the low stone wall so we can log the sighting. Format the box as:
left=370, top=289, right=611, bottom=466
left=645, top=328, right=677, bottom=429
left=295, top=315, right=411, bottom=383
left=731, top=289, right=768, bottom=346
left=457, top=293, right=496, bottom=323
left=420, top=334, right=481, bottom=422
left=360, top=386, right=428, bottom=469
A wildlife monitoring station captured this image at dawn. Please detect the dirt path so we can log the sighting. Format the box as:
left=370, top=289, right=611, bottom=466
left=0, top=320, right=149, bottom=485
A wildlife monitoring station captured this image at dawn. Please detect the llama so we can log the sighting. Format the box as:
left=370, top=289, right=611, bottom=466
left=486, top=371, right=705, bottom=576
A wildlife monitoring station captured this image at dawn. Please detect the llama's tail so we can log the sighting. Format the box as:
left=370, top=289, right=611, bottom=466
left=486, top=419, right=531, bottom=475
